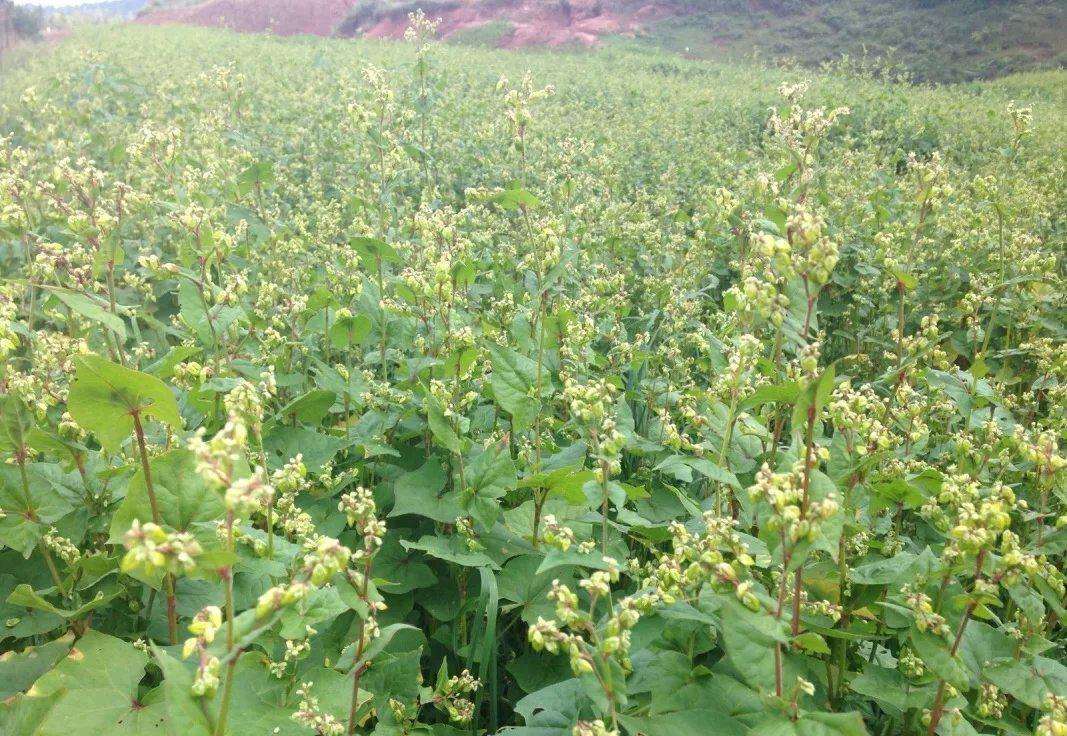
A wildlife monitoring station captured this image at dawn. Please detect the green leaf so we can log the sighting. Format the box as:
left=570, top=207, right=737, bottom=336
left=263, top=427, right=344, bottom=472
left=984, top=657, right=1067, bottom=709
left=28, top=629, right=158, bottom=736
left=337, top=623, right=420, bottom=672
left=0, top=633, right=73, bottom=699
left=207, top=653, right=366, bottom=735
left=67, top=355, right=182, bottom=452
left=686, top=457, right=742, bottom=489
left=373, top=533, right=438, bottom=594
left=0, top=465, right=76, bottom=557
left=350, top=236, right=403, bottom=265
left=740, top=381, right=802, bottom=410
left=890, top=266, right=918, bottom=291
left=361, top=649, right=423, bottom=708
left=390, top=458, right=463, bottom=523
left=488, top=343, right=541, bottom=431
left=492, top=186, right=540, bottom=211
left=518, top=465, right=595, bottom=505
left=717, top=594, right=789, bottom=691
left=330, top=312, right=372, bottom=348
left=536, top=548, right=621, bottom=577
left=462, top=442, right=517, bottom=528
left=506, top=651, right=572, bottom=695
left=152, top=646, right=212, bottom=736
left=793, top=631, right=830, bottom=654
left=653, top=454, right=694, bottom=482
left=849, top=665, right=916, bottom=715
left=402, top=535, right=500, bottom=570
left=751, top=711, right=869, bottom=736
left=6, top=585, right=117, bottom=620
left=0, top=689, right=64, bottom=736
left=108, top=449, right=224, bottom=541
left=497, top=555, right=576, bottom=625
left=620, top=708, right=746, bottom=736
left=910, top=630, right=971, bottom=690
left=43, top=287, right=127, bottom=339
left=849, top=549, right=937, bottom=585
left=425, top=395, right=462, bottom=454
left=278, top=586, right=348, bottom=639
left=0, top=395, right=33, bottom=455
left=276, top=389, right=336, bottom=424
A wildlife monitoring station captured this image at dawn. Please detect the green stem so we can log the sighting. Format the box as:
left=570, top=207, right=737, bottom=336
left=132, top=411, right=178, bottom=644
left=214, top=658, right=238, bottom=736
left=214, top=517, right=237, bottom=736
left=346, top=557, right=373, bottom=735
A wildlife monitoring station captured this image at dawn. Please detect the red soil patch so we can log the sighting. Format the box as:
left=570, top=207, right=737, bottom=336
left=138, top=0, right=680, bottom=47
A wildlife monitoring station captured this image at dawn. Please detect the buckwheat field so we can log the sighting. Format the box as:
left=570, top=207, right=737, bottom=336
left=0, top=15, right=1064, bottom=736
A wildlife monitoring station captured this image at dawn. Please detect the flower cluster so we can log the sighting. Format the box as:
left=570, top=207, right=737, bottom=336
left=182, top=605, right=223, bottom=696
left=120, top=520, right=202, bottom=576
left=433, top=668, right=481, bottom=724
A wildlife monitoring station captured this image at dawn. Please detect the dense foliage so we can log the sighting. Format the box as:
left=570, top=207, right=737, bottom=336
left=637, top=0, right=1066, bottom=83
left=0, top=18, right=1065, bottom=736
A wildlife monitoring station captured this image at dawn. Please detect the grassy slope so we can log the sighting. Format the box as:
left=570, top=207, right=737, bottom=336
left=627, top=0, right=1066, bottom=83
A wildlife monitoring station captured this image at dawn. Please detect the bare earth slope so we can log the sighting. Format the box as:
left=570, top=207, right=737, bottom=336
left=139, top=0, right=670, bottom=46
left=138, top=0, right=1065, bottom=81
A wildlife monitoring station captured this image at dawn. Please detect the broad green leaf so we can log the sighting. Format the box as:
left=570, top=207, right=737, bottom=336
left=263, top=427, right=344, bottom=472
left=402, top=535, right=500, bottom=570
left=535, top=547, right=623, bottom=577
left=28, top=629, right=157, bottom=736
left=361, top=649, right=424, bottom=708
left=488, top=343, right=541, bottom=431
left=750, top=711, right=869, bottom=735
left=910, top=630, right=971, bottom=690
left=329, top=312, right=372, bottom=348
left=425, top=395, right=462, bottom=454
left=518, top=465, right=595, bottom=505
left=983, top=657, right=1067, bottom=709
left=276, top=389, right=336, bottom=424
left=0, top=689, right=64, bottom=736
left=44, top=287, right=127, bottom=339
left=620, top=708, right=746, bottom=736
left=740, top=381, right=802, bottom=410
left=498, top=555, right=576, bottom=624
left=373, top=533, right=438, bottom=594
left=717, top=594, right=789, bottom=691
left=278, top=586, right=347, bottom=639
left=351, top=236, right=403, bottom=265
left=337, top=623, right=420, bottom=671
left=462, top=441, right=517, bottom=528
left=849, top=549, right=937, bottom=585
left=0, top=633, right=73, bottom=699
left=6, top=585, right=117, bottom=620
left=793, top=631, right=830, bottom=654
left=390, top=458, right=463, bottom=523
left=152, top=646, right=211, bottom=736
left=67, top=355, right=182, bottom=452
left=849, top=665, right=916, bottom=715
left=0, top=465, right=76, bottom=557
left=492, top=186, right=540, bottom=211
left=108, top=448, right=224, bottom=541
left=206, top=653, right=368, bottom=735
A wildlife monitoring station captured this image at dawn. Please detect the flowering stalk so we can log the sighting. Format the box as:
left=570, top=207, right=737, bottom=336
left=337, top=485, right=386, bottom=735
left=132, top=410, right=178, bottom=643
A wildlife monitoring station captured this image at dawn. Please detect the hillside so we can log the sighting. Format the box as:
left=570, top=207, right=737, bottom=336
left=134, top=0, right=1066, bottom=82
left=46, top=0, right=149, bottom=18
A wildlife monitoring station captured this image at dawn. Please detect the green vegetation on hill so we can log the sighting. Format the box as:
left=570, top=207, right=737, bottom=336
left=633, top=0, right=1066, bottom=83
